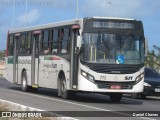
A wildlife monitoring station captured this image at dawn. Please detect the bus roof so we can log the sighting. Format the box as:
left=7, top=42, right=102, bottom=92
left=90, top=16, right=134, bottom=21
left=9, top=18, right=83, bottom=34
left=9, top=17, right=136, bottom=34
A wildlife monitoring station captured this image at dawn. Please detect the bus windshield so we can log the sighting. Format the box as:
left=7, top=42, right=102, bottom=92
left=80, top=32, right=144, bottom=65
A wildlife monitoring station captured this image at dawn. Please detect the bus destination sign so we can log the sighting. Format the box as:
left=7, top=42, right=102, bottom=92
left=93, top=21, right=135, bottom=29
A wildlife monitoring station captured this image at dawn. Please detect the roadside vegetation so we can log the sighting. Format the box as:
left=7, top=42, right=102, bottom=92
left=145, top=45, right=160, bottom=72
left=0, top=50, right=5, bottom=60
left=0, top=50, right=5, bottom=78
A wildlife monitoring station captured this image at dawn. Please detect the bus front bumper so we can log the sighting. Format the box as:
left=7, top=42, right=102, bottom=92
left=78, top=76, right=144, bottom=93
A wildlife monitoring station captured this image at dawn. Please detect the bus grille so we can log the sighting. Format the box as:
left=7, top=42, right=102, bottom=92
left=95, top=81, right=134, bottom=89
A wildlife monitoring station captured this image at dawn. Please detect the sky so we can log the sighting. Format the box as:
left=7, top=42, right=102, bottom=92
left=0, top=0, right=160, bottom=51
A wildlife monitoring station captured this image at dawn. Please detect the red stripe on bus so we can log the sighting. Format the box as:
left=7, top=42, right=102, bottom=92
left=51, top=57, right=61, bottom=60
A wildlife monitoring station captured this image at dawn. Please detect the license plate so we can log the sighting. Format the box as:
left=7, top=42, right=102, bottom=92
left=155, top=88, right=160, bottom=92
left=110, top=85, right=121, bottom=89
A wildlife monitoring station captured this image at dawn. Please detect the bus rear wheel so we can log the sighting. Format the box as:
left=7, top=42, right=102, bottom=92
left=109, top=93, right=122, bottom=103
left=22, top=71, right=31, bottom=92
left=59, top=75, right=73, bottom=99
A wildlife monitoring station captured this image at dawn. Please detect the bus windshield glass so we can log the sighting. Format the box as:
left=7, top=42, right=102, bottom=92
left=80, top=33, right=144, bottom=65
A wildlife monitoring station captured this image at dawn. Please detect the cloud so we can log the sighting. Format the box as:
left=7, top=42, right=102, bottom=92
left=18, top=9, right=41, bottom=25
left=80, top=0, right=159, bottom=18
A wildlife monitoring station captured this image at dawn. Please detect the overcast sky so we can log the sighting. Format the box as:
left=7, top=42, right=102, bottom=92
left=0, top=0, right=160, bottom=51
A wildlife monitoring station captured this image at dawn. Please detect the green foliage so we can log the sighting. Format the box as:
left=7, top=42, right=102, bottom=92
left=0, top=50, right=5, bottom=59
left=145, top=45, right=160, bottom=71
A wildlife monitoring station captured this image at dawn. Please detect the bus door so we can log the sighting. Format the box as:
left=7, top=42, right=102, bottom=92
left=31, top=30, right=41, bottom=88
left=70, top=25, right=80, bottom=90
left=13, top=33, right=20, bottom=83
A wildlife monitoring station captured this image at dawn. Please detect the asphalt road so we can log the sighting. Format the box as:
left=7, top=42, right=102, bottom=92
left=0, top=78, right=160, bottom=120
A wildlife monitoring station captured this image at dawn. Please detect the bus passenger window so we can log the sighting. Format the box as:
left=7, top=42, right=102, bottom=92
left=42, top=30, right=49, bottom=54
left=52, top=29, right=58, bottom=54
left=57, top=29, right=63, bottom=53
left=26, top=33, right=31, bottom=55
left=61, top=28, right=70, bottom=53
left=8, top=35, right=14, bottom=56
left=19, top=34, right=26, bottom=55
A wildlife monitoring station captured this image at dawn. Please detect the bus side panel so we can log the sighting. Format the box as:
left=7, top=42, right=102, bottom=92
left=17, top=56, right=32, bottom=86
left=5, top=57, right=14, bottom=83
left=38, top=56, right=70, bottom=89
left=39, top=56, right=50, bottom=88
left=39, top=56, right=58, bottom=88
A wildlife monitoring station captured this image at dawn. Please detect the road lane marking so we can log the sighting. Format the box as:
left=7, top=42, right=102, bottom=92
left=0, top=88, right=157, bottom=120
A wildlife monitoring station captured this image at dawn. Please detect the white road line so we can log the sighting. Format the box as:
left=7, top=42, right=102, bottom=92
left=0, top=88, right=157, bottom=120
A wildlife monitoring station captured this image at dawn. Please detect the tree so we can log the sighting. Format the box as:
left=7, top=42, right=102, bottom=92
left=0, top=50, right=5, bottom=59
left=145, top=45, right=160, bottom=72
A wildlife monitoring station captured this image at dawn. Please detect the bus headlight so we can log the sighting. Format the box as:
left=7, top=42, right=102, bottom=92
left=81, top=70, right=95, bottom=83
left=135, top=73, right=144, bottom=84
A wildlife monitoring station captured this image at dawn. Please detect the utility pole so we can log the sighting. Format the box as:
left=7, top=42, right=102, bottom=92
left=107, top=1, right=112, bottom=17
left=25, top=0, right=28, bottom=27
left=76, top=0, right=79, bottom=18
left=12, top=0, right=16, bottom=29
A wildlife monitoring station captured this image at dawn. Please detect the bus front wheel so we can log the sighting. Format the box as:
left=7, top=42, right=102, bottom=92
left=109, top=93, right=122, bottom=103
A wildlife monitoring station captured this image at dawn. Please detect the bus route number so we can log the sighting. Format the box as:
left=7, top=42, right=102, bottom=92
left=100, top=76, right=106, bottom=80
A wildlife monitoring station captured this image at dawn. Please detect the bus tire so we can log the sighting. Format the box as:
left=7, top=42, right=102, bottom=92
left=22, top=71, right=30, bottom=92
left=110, top=93, right=122, bottom=103
left=59, top=74, right=72, bottom=99
left=31, top=88, right=38, bottom=93
left=131, top=93, right=139, bottom=99
left=140, top=94, right=146, bottom=99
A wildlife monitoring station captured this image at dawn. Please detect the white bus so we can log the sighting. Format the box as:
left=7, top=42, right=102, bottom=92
left=5, top=17, right=145, bottom=102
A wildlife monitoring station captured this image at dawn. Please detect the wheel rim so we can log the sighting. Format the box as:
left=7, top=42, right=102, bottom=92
left=61, top=80, right=66, bottom=94
left=22, top=77, right=26, bottom=88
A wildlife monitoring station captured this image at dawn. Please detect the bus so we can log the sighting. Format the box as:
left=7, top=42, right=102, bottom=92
left=5, top=17, right=145, bottom=102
